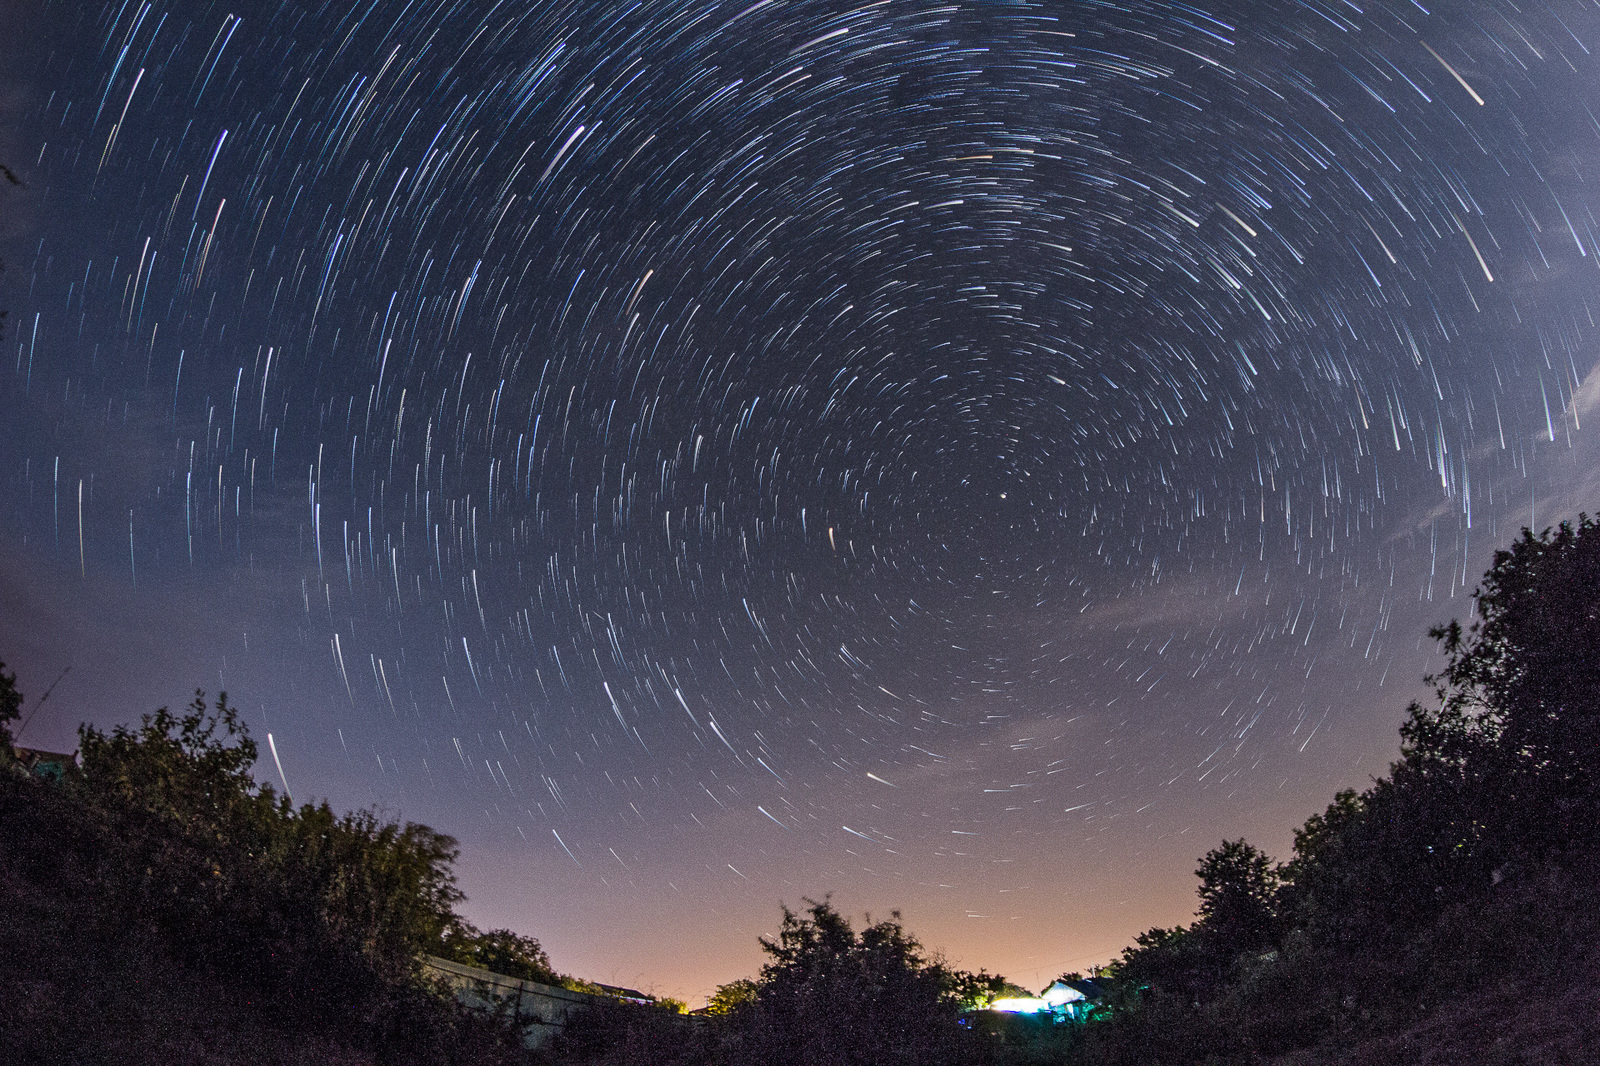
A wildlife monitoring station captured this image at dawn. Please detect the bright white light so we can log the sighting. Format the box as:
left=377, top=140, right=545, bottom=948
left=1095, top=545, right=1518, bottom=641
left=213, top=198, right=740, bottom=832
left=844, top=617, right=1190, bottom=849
left=989, top=997, right=1049, bottom=1014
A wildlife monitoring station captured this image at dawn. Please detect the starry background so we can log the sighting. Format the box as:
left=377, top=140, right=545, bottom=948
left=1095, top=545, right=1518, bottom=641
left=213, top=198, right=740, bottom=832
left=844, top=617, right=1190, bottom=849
left=4, top=0, right=1600, bottom=1002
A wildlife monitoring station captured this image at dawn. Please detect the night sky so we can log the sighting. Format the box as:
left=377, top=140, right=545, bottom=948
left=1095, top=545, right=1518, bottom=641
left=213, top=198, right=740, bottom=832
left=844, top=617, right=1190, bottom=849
left=4, top=0, right=1600, bottom=1003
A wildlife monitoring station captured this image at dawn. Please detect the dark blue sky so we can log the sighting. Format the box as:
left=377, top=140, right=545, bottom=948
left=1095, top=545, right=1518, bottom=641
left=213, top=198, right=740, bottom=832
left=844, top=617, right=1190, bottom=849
left=4, top=0, right=1599, bottom=1001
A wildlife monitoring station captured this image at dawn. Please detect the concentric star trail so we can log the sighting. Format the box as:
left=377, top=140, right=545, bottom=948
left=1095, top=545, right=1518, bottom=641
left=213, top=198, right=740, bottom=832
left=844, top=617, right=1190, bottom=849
left=5, top=0, right=1600, bottom=997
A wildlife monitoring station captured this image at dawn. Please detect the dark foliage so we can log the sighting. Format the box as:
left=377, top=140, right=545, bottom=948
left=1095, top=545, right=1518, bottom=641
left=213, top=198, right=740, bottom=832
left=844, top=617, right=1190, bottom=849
left=704, top=977, right=757, bottom=1016
left=0, top=657, right=21, bottom=753
left=10, top=520, right=1596, bottom=1064
left=544, top=523, right=1600, bottom=1065
left=1194, top=839, right=1280, bottom=955
left=546, top=898, right=1009, bottom=1066
left=546, top=999, right=717, bottom=1066
left=0, top=689, right=528, bottom=1065
left=1408, top=515, right=1600, bottom=859
left=443, top=925, right=563, bottom=985
left=1082, top=519, right=1600, bottom=1064
left=735, top=898, right=985, bottom=1066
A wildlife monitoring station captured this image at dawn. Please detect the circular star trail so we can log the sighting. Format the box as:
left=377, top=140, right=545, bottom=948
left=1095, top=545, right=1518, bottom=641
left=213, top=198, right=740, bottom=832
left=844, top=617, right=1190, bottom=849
left=6, top=0, right=1600, bottom=995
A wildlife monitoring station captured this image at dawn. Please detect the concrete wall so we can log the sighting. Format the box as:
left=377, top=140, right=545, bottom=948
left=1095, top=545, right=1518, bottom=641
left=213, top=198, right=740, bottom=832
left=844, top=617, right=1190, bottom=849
left=421, top=955, right=613, bottom=1049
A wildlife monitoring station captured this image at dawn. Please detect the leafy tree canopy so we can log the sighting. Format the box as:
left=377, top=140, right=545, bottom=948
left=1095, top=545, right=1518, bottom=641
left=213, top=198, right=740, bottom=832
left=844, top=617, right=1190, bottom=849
left=705, top=977, right=757, bottom=1015
left=1404, top=517, right=1600, bottom=834
left=443, top=923, right=561, bottom=984
left=2, top=684, right=530, bottom=1062
left=738, top=897, right=982, bottom=1066
left=1194, top=838, right=1280, bottom=953
left=1090, top=519, right=1600, bottom=1065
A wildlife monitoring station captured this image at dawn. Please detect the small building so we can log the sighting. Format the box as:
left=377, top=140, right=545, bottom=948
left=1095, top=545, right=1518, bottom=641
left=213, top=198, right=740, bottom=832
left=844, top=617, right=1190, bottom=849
left=592, top=982, right=653, bottom=1005
left=11, top=747, right=78, bottom=782
left=966, top=974, right=1107, bottom=1028
left=1041, top=976, right=1106, bottom=1023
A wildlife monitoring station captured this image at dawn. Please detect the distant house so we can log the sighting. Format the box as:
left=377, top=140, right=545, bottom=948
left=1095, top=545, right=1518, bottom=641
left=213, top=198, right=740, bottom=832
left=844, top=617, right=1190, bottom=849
left=592, top=982, right=653, bottom=1005
left=1041, top=975, right=1106, bottom=1023
left=970, top=974, right=1106, bottom=1026
left=11, top=747, right=78, bottom=783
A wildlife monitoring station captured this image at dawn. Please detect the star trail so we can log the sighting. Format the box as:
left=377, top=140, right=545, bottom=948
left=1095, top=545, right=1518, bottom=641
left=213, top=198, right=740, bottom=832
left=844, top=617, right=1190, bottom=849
left=4, top=0, right=1600, bottom=999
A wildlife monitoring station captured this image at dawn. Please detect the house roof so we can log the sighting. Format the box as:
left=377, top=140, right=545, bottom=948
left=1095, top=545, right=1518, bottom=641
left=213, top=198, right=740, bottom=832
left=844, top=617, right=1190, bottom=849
left=12, top=747, right=79, bottom=779
left=1043, top=976, right=1105, bottom=1004
left=13, top=746, right=77, bottom=764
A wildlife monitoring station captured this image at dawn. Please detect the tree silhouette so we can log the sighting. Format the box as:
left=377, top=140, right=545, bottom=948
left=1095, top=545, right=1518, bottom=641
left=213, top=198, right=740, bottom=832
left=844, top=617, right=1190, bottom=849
left=2, top=686, right=528, bottom=1062
left=737, top=898, right=979, bottom=1066
left=1194, top=839, right=1280, bottom=954
left=1409, top=517, right=1600, bottom=854
left=0, top=659, right=21, bottom=746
